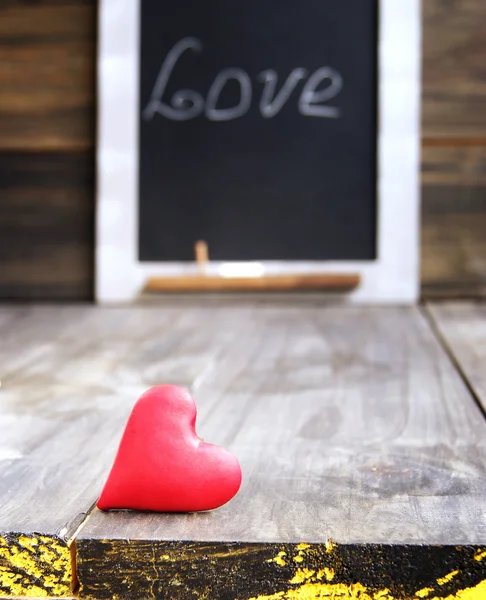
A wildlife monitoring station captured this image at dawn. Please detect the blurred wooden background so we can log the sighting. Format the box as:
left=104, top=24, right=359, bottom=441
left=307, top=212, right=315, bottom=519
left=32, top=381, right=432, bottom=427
left=0, top=0, right=485, bottom=300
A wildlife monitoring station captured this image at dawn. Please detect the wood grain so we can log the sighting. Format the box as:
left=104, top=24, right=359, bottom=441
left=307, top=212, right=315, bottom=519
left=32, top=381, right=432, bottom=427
left=0, top=152, right=94, bottom=300
left=0, top=0, right=96, bottom=152
left=77, top=541, right=486, bottom=600
left=0, top=303, right=201, bottom=595
left=421, top=211, right=486, bottom=299
left=77, top=303, right=486, bottom=546
left=422, top=0, right=486, bottom=139
left=427, top=302, right=486, bottom=413
left=145, top=273, right=361, bottom=293
left=64, top=301, right=486, bottom=598
left=422, top=146, right=486, bottom=187
left=421, top=145, right=486, bottom=299
left=1, top=301, right=486, bottom=597
left=421, top=1, right=486, bottom=298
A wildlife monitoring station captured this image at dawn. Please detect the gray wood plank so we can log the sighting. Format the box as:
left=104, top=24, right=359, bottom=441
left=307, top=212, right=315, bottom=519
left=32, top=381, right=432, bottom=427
left=2, top=301, right=486, bottom=599
left=0, top=303, right=217, bottom=596
left=72, top=302, right=486, bottom=599
left=77, top=303, right=486, bottom=547
left=427, top=301, right=486, bottom=413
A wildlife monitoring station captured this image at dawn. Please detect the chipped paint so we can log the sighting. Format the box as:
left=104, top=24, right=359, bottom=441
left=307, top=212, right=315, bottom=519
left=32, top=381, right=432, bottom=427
left=293, top=543, right=313, bottom=565
left=437, top=571, right=459, bottom=586
left=290, top=567, right=335, bottom=586
left=248, top=581, right=382, bottom=600
left=474, top=550, right=486, bottom=562
left=268, top=552, right=287, bottom=567
left=0, top=534, right=71, bottom=597
left=297, top=544, right=311, bottom=551
left=76, top=540, right=486, bottom=600
left=452, top=580, right=486, bottom=599
left=248, top=579, right=486, bottom=600
left=317, top=567, right=334, bottom=581
left=290, top=569, right=316, bottom=584
left=18, top=535, right=39, bottom=552
left=325, top=539, right=334, bottom=553
left=247, top=551, right=486, bottom=600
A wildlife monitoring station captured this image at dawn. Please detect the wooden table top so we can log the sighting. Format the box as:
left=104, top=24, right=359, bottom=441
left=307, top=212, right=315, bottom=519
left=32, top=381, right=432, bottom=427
left=1, top=300, right=485, bottom=599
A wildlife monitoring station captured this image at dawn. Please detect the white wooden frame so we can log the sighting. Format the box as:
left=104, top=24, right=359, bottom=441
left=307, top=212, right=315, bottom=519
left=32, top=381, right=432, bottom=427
left=96, top=0, right=421, bottom=303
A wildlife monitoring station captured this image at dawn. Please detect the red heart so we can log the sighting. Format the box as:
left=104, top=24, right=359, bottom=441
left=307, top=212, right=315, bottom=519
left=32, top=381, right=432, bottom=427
left=97, top=385, right=242, bottom=512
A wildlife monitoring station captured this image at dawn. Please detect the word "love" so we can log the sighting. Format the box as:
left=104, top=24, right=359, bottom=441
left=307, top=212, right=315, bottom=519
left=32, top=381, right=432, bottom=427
left=143, top=37, right=343, bottom=122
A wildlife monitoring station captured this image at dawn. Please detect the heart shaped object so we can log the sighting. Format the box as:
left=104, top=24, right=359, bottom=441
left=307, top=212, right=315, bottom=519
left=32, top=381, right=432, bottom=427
left=97, top=385, right=242, bottom=512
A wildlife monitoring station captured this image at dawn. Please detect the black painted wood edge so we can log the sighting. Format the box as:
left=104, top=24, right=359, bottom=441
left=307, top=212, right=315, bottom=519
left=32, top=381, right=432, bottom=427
left=76, top=540, right=486, bottom=599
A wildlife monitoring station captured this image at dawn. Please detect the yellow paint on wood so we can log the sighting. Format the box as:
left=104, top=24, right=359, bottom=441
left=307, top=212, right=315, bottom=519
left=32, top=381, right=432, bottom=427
left=0, top=534, right=71, bottom=597
left=248, top=580, right=486, bottom=600
left=18, top=535, right=39, bottom=552
left=267, top=551, right=287, bottom=567
left=474, top=550, right=486, bottom=562
left=297, top=544, right=311, bottom=551
left=437, top=571, right=460, bottom=586
left=248, top=581, right=382, bottom=600
left=249, top=552, right=486, bottom=600
left=448, top=580, right=486, bottom=600
left=316, top=567, right=334, bottom=581
left=293, top=543, right=314, bottom=565
left=290, top=569, right=316, bottom=584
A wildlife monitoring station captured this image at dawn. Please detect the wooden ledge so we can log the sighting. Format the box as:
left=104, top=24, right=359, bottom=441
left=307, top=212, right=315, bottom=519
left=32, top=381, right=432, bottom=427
left=145, top=273, right=361, bottom=293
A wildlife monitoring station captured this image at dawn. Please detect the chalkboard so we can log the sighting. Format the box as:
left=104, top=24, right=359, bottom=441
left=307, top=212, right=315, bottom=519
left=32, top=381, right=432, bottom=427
left=138, top=0, right=378, bottom=263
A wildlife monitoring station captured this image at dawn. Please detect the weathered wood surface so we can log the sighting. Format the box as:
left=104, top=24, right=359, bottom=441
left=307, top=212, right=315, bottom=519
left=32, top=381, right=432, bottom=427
left=421, top=0, right=486, bottom=299
left=62, top=300, right=486, bottom=599
left=1, top=301, right=486, bottom=598
left=421, top=148, right=486, bottom=298
left=0, top=304, right=181, bottom=596
left=427, top=302, right=486, bottom=413
left=0, top=152, right=94, bottom=300
left=0, top=0, right=95, bottom=152
left=422, top=146, right=486, bottom=188
left=0, top=301, right=263, bottom=596
left=77, top=541, right=486, bottom=600
left=76, top=302, right=486, bottom=546
left=422, top=0, right=486, bottom=140
left=0, top=0, right=96, bottom=301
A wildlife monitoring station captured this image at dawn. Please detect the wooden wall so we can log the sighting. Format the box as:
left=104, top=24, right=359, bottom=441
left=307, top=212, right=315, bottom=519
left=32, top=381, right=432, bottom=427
left=0, top=0, right=95, bottom=300
left=422, top=0, right=486, bottom=298
left=0, top=0, right=485, bottom=300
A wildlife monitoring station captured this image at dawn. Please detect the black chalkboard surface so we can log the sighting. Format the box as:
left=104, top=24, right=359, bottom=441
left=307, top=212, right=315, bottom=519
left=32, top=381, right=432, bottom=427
left=139, top=0, right=378, bottom=262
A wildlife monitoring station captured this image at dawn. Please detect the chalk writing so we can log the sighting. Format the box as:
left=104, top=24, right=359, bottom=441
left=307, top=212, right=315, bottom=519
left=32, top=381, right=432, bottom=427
left=205, top=68, right=252, bottom=121
left=143, top=37, right=343, bottom=122
left=258, top=68, right=308, bottom=118
left=299, top=67, right=342, bottom=118
left=143, top=37, right=204, bottom=121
